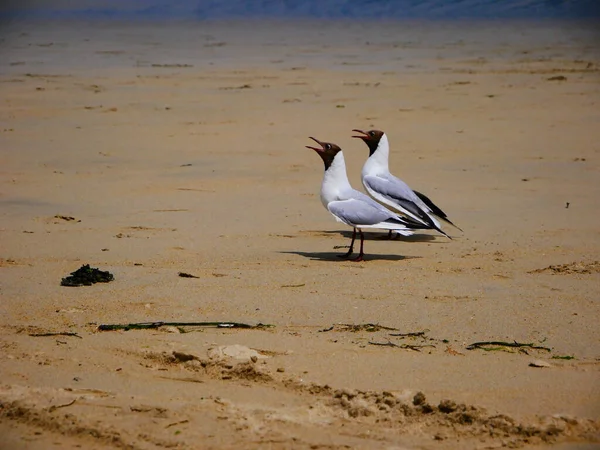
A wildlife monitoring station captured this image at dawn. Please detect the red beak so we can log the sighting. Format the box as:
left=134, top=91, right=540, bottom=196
left=352, top=129, right=368, bottom=139
left=306, top=136, right=325, bottom=152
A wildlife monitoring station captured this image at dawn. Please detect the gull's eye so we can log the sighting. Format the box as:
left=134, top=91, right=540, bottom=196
left=325, top=144, right=332, bottom=150
left=369, top=131, right=375, bottom=137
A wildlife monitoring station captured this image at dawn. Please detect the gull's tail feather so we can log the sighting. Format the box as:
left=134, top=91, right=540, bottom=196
left=388, top=206, right=452, bottom=240
left=359, top=217, right=414, bottom=236
left=413, top=190, right=463, bottom=233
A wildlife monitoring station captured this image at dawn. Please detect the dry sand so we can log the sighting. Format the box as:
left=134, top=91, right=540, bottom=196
left=1, top=19, right=599, bottom=449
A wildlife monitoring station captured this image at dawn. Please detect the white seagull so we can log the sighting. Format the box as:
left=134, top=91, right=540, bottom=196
left=352, top=129, right=462, bottom=238
left=306, top=136, right=420, bottom=262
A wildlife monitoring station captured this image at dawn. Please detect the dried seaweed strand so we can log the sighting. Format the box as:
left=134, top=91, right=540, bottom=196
left=368, top=340, right=435, bottom=352
left=97, top=321, right=272, bottom=331
left=466, top=341, right=551, bottom=351
left=340, top=323, right=398, bottom=331
left=48, top=399, right=76, bottom=412
left=389, top=331, right=427, bottom=338
left=29, top=332, right=82, bottom=339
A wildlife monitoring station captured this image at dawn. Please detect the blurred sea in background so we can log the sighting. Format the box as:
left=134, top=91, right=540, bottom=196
left=1, top=0, right=599, bottom=20
left=0, top=2, right=597, bottom=76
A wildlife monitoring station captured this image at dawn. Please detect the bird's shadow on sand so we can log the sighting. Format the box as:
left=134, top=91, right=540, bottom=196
left=283, top=229, right=445, bottom=261
left=321, top=230, right=444, bottom=243
left=281, top=251, right=421, bottom=262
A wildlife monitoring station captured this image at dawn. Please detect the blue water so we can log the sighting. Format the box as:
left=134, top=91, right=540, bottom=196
left=1, top=0, right=599, bottom=20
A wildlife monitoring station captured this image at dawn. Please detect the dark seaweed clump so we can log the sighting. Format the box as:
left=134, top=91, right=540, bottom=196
left=61, top=264, right=114, bottom=287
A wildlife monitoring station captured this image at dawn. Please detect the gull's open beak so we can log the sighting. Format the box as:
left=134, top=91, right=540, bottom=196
left=306, top=136, right=325, bottom=152
left=352, top=129, right=368, bottom=139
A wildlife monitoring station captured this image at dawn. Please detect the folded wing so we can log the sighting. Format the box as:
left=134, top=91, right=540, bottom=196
left=327, top=198, right=393, bottom=226
left=363, top=175, right=436, bottom=228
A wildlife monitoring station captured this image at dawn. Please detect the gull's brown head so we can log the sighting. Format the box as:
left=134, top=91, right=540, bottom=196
left=306, top=137, right=342, bottom=170
left=352, top=129, right=384, bottom=156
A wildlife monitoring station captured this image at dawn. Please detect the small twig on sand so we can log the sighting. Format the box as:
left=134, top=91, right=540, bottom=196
left=165, top=419, right=189, bottom=428
left=29, top=332, right=82, bottom=339
left=466, top=341, right=551, bottom=352
left=368, top=340, right=435, bottom=352
left=445, top=346, right=465, bottom=356
left=48, top=399, right=76, bottom=412
left=97, top=321, right=272, bottom=331
left=369, top=340, right=400, bottom=348
left=178, top=272, right=199, bottom=278
left=159, top=376, right=204, bottom=384
left=389, top=331, right=427, bottom=338
left=318, top=326, right=334, bottom=332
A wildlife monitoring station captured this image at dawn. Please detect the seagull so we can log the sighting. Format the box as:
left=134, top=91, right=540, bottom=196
left=352, top=129, right=462, bottom=238
left=305, top=137, right=420, bottom=262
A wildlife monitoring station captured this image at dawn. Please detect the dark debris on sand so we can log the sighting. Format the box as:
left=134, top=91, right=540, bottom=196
left=61, top=264, right=114, bottom=287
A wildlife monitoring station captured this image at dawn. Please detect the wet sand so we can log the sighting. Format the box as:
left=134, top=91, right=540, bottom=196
left=1, top=19, right=599, bottom=449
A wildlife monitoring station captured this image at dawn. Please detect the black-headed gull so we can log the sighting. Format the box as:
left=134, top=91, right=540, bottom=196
left=306, top=137, right=420, bottom=262
left=352, top=129, right=461, bottom=238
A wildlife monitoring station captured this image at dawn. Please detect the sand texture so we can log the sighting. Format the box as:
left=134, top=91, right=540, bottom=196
left=1, top=19, right=599, bottom=449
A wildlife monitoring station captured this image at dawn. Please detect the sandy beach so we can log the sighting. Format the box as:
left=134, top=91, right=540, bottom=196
left=1, top=18, right=599, bottom=449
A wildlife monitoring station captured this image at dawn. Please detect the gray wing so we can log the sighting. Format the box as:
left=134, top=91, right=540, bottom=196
left=327, top=198, right=394, bottom=227
left=345, top=188, right=390, bottom=210
left=363, top=174, right=434, bottom=227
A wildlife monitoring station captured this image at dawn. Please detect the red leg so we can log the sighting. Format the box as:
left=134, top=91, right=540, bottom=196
left=338, top=228, right=356, bottom=258
left=350, top=230, right=365, bottom=262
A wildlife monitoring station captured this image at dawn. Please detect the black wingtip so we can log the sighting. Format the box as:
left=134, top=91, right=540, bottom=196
left=413, top=190, right=462, bottom=233
left=436, top=227, right=452, bottom=240
left=442, top=218, right=463, bottom=233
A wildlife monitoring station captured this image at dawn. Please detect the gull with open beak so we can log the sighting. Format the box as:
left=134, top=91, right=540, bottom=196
left=306, top=137, right=419, bottom=262
left=352, top=129, right=462, bottom=238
